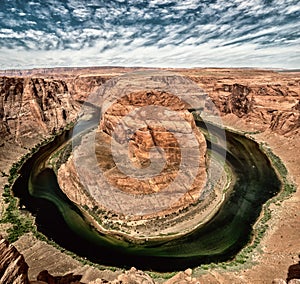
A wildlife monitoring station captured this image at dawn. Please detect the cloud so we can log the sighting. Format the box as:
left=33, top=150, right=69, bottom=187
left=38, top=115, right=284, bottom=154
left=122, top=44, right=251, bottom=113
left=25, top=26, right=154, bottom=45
left=0, top=0, right=299, bottom=69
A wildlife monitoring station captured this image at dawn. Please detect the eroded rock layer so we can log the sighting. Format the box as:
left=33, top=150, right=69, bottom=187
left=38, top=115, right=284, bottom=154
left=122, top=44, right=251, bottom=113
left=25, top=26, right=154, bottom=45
left=97, top=89, right=207, bottom=204
left=0, top=236, right=29, bottom=284
left=0, top=67, right=299, bottom=284
left=186, top=69, right=300, bottom=136
left=0, top=77, right=76, bottom=145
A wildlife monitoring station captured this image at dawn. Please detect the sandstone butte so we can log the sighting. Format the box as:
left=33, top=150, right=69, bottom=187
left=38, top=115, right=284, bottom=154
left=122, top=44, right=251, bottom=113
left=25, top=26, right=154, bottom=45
left=0, top=67, right=299, bottom=283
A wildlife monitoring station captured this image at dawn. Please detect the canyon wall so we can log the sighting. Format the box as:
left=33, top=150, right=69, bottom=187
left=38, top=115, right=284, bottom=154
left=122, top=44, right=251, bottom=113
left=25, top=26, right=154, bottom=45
left=187, top=69, right=300, bottom=136
left=0, top=68, right=299, bottom=284
left=1, top=68, right=298, bottom=149
left=0, top=77, right=77, bottom=145
left=0, top=236, right=29, bottom=284
left=0, top=75, right=110, bottom=146
left=0, top=73, right=111, bottom=180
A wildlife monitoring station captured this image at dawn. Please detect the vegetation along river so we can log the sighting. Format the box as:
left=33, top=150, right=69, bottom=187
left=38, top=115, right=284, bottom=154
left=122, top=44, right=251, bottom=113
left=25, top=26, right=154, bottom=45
left=12, top=119, right=281, bottom=272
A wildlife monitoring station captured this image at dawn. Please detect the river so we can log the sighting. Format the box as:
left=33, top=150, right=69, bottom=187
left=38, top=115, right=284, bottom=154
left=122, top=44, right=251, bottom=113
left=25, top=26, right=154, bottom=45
left=12, top=121, right=281, bottom=272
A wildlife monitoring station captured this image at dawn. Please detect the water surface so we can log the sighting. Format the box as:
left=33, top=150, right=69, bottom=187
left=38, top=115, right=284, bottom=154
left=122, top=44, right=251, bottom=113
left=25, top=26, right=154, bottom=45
left=13, top=122, right=281, bottom=271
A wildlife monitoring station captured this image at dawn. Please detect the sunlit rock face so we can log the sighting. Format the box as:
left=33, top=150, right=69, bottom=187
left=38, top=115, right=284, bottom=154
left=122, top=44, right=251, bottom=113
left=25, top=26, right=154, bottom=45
left=58, top=89, right=208, bottom=220
left=96, top=89, right=207, bottom=210
left=0, top=237, right=30, bottom=284
left=189, top=70, right=300, bottom=136
left=0, top=77, right=78, bottom=145
left=56, top=72, right=212, bottom=239
left=0, top=74, right=109, bottom=147
left=1, top=67, right=299, bottom=283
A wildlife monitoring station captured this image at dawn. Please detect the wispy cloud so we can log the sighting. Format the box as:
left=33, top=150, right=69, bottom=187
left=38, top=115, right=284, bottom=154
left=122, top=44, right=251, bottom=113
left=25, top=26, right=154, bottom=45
left=0, top=0, right=299, bottom=69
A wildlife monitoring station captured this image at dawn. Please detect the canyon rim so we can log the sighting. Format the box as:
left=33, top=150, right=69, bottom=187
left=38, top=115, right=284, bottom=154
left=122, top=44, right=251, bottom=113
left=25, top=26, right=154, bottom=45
left=0, top=67, right=299, bottom=284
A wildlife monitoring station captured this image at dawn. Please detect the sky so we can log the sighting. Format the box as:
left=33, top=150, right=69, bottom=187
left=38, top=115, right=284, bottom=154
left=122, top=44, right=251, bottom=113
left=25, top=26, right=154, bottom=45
left=0, top=0, right=299, bottom=70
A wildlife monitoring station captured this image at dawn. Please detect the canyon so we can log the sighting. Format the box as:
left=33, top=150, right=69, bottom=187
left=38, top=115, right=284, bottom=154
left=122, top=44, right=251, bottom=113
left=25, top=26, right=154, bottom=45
left=0, top=67, right=299, bottom=283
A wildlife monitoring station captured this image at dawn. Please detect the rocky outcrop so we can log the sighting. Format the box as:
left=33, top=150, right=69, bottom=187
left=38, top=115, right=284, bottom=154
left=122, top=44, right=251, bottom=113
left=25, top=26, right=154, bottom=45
left=0, top=236, right=29, bottom=284
left=65, top=75, right=110, bottom=102
left=57, top=85, right=212, bottom=238
left=216, top=82, right=300, bottom=135
left=163, top=268, right=198, bottom=284
left=36, top=270, right=82, bottom=284
left=287, top=256, right=300, bottom=283
left=88, top=267, right=155, bottom=284
left=189, top=70, right=300, bottom=136
left=0, top=67, right=299, bottom=284
left=55, top=73, right=217, bottom=240
left=0, top=77, right=79, bottom=146
left=98, top=89, right=207, bottom=202
left=218, top=83, right=253, bottom=117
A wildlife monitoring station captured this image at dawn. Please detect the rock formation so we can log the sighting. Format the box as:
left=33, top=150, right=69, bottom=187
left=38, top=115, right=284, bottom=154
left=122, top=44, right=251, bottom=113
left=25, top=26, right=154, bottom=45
left=88, top=267, right=155, bottom=284
left=0, top=67, right=299, bottom=284
left=0, top=236, right=29, bottom=284
left=0, top=77, right=77, bottom=145
left=36, top=270, right=82, bottom=284
left=0, top=73, right=111, bottom=148
left=188, top=69, right=300, bottom=136
left=287, top=255, right=300, bottom=283
left=217, top=82, right=300, bottom=135
left=97, top=89, right=207, bottom=210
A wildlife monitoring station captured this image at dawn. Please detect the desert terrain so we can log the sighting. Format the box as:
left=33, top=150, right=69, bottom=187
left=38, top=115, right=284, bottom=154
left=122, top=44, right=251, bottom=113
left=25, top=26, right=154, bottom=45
left=0, top=67, right=299, bottom=283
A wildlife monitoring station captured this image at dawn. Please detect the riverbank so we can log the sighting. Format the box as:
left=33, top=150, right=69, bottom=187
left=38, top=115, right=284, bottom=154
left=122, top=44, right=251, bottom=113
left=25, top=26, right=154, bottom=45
left=200, top=116, right=300, bottom=283
left=0, top=67, right=299, bottom=283
left=55, top=127, right=232, bottom=243
left=3, top=117, right=280, bottom=273
left=2, top=118, right=296, bottom=283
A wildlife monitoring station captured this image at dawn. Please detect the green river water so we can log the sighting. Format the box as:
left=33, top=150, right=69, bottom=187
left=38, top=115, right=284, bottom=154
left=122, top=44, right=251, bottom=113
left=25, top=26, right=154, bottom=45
left=12, top=121, right=281, bottom=271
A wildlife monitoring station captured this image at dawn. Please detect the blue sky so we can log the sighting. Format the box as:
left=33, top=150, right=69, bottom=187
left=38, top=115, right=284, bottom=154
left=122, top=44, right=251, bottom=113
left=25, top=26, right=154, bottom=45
left=0, top=0, right=299, bottom=69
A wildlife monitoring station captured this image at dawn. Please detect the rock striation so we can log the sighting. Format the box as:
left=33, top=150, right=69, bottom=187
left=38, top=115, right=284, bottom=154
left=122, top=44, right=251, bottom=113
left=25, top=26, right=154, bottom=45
left=0, top=77, right=78, bottom=145
left=0, top=74, right=111, bottom=148
left=217, top=82, right=300, bottom=135
left=0, top=236, right=29, bottom=284
left=0, top=67, right=299, bottom=284
left=97, top=89, right=207, bottom=206
left=188, top=69, right=300, bottom=136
